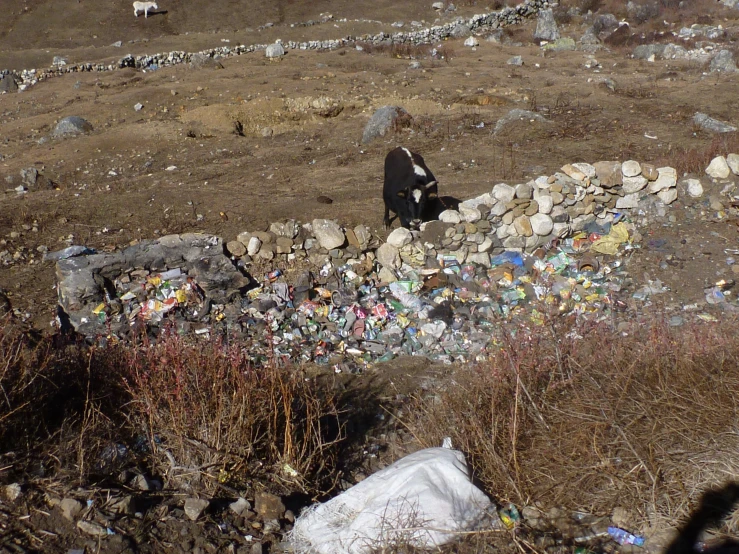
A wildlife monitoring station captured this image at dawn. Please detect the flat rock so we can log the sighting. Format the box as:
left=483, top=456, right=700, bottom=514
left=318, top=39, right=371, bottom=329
left=658, top=188, right=678, bottom=204
left=184, top=498, right=210, bottom=521
left=705, top=156, right=731, bottom=179
left=694, top=112, right=737, bottom=133
left=312, top=219, right=345, bottom=249
left=622, top=175, right=648, bottom=194
left=387, top=227, right=413, bottom=247
left=572, top=162, right=596, bottom=178
left=621, top=160, right=641, bottom=177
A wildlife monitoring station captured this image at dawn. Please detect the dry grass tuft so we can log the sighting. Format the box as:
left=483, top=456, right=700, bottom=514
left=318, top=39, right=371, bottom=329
left=409, top=316, right=739, bottom=527
left=658, top=132, right=739, bottom=176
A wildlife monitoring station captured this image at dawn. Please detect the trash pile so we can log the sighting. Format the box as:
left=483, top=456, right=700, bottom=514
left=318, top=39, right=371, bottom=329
left=52, top=156, right=739, bottom=367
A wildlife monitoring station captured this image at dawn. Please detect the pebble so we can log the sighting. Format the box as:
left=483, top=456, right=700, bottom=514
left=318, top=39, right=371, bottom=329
left=184, top=498, right=210, bottom=521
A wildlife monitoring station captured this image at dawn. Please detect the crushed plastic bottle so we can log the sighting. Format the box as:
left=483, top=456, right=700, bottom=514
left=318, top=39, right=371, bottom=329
left=607, top=526, right=645, bottom=547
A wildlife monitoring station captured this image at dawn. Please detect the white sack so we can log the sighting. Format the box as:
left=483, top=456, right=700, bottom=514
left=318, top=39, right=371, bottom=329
left=289, top=446, right=494, bottom=554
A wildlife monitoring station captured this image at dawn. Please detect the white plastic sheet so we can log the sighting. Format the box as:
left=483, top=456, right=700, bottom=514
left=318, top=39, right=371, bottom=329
left=289, top=446, right=494, bottom=554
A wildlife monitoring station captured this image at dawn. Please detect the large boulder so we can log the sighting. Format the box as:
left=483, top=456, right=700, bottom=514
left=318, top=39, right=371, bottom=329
left=361, top=106, right=412, bottom=144
left=534, top=9, right=560, bottom=42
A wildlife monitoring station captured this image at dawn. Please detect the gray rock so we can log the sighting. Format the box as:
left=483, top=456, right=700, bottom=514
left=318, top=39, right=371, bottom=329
left=386, top=227, right=412, bottom=247
left=376, top=243, right=400, bottom=270
left=534, top=8, right=560, bottom=42
left=52, top=116, right=93, bottom=138
left=685, top=178, right=704, bottom=198
left=537, top=194, right=553, bottom=214
left=622, top=175, right=648, bottom=194
left=0, top=75, right=18, bottom=93
left=265, top=42, right=286, bottom=58
left=727, top=153, right=739, bottom=175
left=184, top=498, right=209, bottom=521
left=616, top=192, right=641, bottom=209
left=494, top=109, right=549, bottom=135
left=247, top=236, right=262, bottom=256
left=189, top=53, right=225, bottom=69
left=458, top=204, right=481, bottom=222
left=60, top=498, right=84, bottom=521
left=507, top=56, right=523, bottom=66
left=633, top=44, right=667, bottom=60
left=229, top=497, right=252, bottom=516
left=134, top=102, right=144, bottom=111
left=647, top=167, right=677, bottom=193
left=311, top=219, right=345, bottom=249
left=593, top=161, right=622, bottom=187
left=515, top=183, right=533, bottom=199
left=466, top=252, right=491, bottom=267
left=694, top=112, right=737, bottom=133
left=710, top=49, right=737, bottom=73
left=706, top=156, right=731, bottom=179
left=593, top=13, right=619, bottom=36
left=621, top=160, right=641, bottom=177
left=77, top=520, right=107, bottom=537
left=20, top=167, right=39, bottom=188
left=353, top=225, right=372, bottom=249
left=492, top=183, right=516, bottom=204
left=530, top=213, right=553, bottom=236
left=226, top=240, right=246, bottom=257
left=658, top=188, right=677, bottom=204
left=361, top=106, right=411, bottom=144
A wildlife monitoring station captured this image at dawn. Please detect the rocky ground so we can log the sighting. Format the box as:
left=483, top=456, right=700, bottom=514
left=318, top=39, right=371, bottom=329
left=2, top=0, right=739, bottom=552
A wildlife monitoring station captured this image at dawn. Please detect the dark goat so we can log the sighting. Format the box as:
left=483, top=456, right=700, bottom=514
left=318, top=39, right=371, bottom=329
left=382, top=147, right=438, bottom=229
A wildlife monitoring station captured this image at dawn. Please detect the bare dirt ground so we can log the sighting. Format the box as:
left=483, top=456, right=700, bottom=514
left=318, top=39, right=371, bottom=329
left=2, top=0, right=739, bottom=551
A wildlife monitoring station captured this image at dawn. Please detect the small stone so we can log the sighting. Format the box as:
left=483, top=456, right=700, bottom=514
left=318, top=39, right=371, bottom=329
left=3, top=483, right=21, bottom=502
left=507, top=55, right=523, bottom=66
left=134, top=103, right=144, bottom=112
left=353, top=225, right=371, bottom=249
left=641, top=163, right=659, bottom=181
left=466, top=252, right=491, bottom=267
left=685, top=179, right=704, bottom=198
left=230, top=497, right=252, bottom=516
left=275, top=236, right=293, bottom=254
left=530, top=213, right=554, bottom=236
left=622, top=175, right=648, bottom=194
left=658, top=188, right=678, bottom=204
left=550, top=191, right=564, bottom=205
left=572, top=162, right=596, bottom=178
left=727, top=153, right=739, bottom=175
left=693, top=112, right=737, bottom=133
left=247, top=236, right=262, bottom=256
left=537, top=195, right=553, bottom=214
left=60, top=498, right=84, bottom=521
left=706, top=156, right=731, bottom=179
left=254, top=492, right=285, bottom=520
left=265, top=42, right=285, bottom=58
left=361, top=106, right=412, bottom=144
left=376, top=243, right=400, bottom=270
left=515, top=183, right=534, bottom=199
left=439, top=210, right=462, bottom=224
left=560, top=163, right=587, bottom=182
left=378, top=266, right=397, bottom=283
left=227, top=240, right=246, bottom=257
left=312, top=219, right=345, bottom=249
left=463, top=36, right=479, bottom=47
left=616, top=192, right=641, bottom=209
left=647, top=167, right=677, bottom=193
left=479, top=237, right=493, bottom=252
left=621, top=160, right=642, bottom=177
left=184, top=498, right=210, bottom=521
left=432, top=1, right=444, bottom=9
left=513, top=215, right=533, bottom=237
left=524, top=200, right=539, bottom=216
left=77, top=520, right=107, bottom=536
left=387, top=227, right=413, bottom=247
left=52, top=116, right=93, bottom=138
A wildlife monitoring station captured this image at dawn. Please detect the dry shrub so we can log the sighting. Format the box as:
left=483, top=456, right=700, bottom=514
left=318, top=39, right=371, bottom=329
left=410, top=317, right=739, bottom=525
left=121, top=333, right=344, bottom=494
left=657, top=132, right=739, bottom=176
left=357, top=42, right=430, bottom=59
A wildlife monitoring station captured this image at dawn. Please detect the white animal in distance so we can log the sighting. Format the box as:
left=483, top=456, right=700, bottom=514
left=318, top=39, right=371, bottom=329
left=133, top=1, right=158, bottom=18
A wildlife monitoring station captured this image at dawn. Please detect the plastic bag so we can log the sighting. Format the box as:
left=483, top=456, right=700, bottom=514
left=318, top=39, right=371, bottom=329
left=289, top=446, right=494, bottom=554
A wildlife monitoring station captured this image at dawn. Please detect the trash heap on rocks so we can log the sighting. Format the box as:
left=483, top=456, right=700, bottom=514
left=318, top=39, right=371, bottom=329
left=53, top=155, right=739, bottom=370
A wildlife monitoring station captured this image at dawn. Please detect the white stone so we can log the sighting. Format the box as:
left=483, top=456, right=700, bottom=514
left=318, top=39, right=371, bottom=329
left=387, top=227, right=413, bottom=247
left=459, top=204, right=482, bottom=222
left=459, top=193, right=493, bottom=209
left=616, top=192, right=641, bottom=209
left=478, top=237, right=493, bottom=252
left=621, top=160, right=642, bottom=177
left=464, top=37, right=479, bottom=47
left=184, top=498, right=209, bottom=521
left=622, top=175, right=648, bottom=194
left=552, top=222, right=570, bottom=238
left=647, top=167, right=677, bottom=193
left=727, top=153, right=739, bottom=175
left=492, top=183, right=515, bottom=204
left=530, top=213, right=554, bottom=236
left=376, top=243, right=400, bottom=270
left=572, top=162, right=596, bottom=178
left=535, top=175, right=550, bottom=188
left=496, top=224, right=511, bottom=240
left=685, top=178, right=704, bottom=198
left=561, top=163, right=587, bottom=182
left=658, top=188, right=678, bottom=204
left=378, top=266, right=397, bottom=283
left=312, top=219, right=345, bottom=249
left=439, top=210, right=462, bottom=224
left=432, top=1, right=444, bottom=9
left=489, top=202, right=508, bottom=216
left=265, top=42, right=285, bottom=58
left=705, top=156, right=731, bottom=179
left=536, top=195, right=553, bottom=214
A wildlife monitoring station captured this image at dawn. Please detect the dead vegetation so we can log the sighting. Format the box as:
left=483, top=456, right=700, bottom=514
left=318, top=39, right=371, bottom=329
left=408, top=314, right=739, bottom=530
